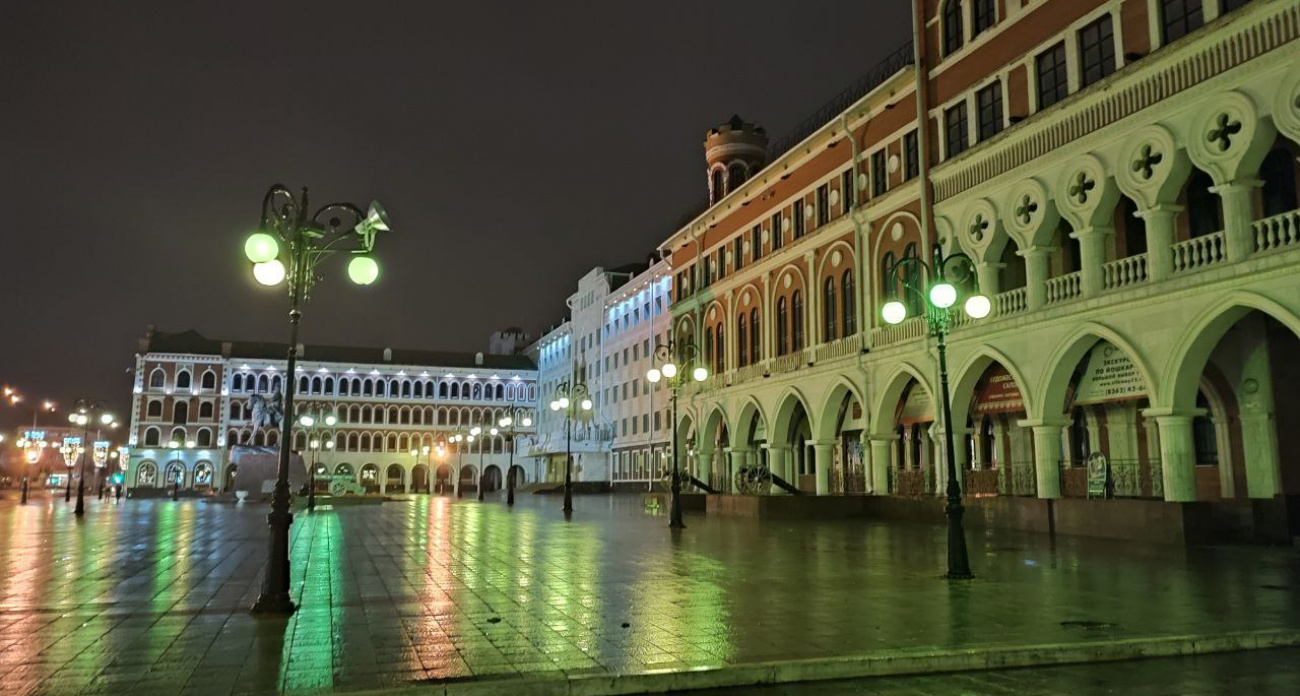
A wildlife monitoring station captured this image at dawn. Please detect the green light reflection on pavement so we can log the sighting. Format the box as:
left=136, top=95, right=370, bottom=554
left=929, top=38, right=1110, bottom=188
left=279, top=510, right=343, bottom=693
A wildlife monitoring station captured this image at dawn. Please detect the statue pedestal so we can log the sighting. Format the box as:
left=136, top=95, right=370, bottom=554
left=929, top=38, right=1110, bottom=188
left=229, top=446, right=306, bottom=501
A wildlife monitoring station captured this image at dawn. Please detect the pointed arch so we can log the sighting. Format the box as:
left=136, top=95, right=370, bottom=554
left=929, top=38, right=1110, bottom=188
left=948, top=346, right=1034, bottom=430
left=814, top=376, right=866, bottom=441
left=1036, top=321, right=1158, bottom=421
left=771, top=386, right=816, bottom=446
left=870, top=361, right=936, bottom=437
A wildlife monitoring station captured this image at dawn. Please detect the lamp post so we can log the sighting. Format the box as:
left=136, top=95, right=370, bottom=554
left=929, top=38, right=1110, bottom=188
left=7, top=392, right=55, bottom=504
left=60, top=439, right=80, bottom=502
left=879, top=244, right=991, bottom=580
left=298, top=412, right=336, bottom=511
left=242, top=184, right=391, bottom=615
left=646, top=338, right=709, bottom=529
left=471, top=425, right=500, bottom=501
left=498, top=410, right=533, bottom=507
left=68, top=401, right=115, bottom=517
left=549, top=375, right=592, bottom=515
left=448, top=432, right=472, bottom=498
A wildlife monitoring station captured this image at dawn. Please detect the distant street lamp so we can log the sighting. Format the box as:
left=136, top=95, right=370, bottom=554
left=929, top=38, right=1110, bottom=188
left=68, top=401, right=115, bottom=517
left=470, top=425, right=499, bottom=501
left=879, top=244, right=991, bottom=580
left=498, top=410, right=533, bottom=506
left=298, top=411, right=336, bottom=511
left=549, top=375, right=592, bottom=515
left=243, top=184, right=392, bottom=616
left=646, top=338, right=708, bottom=529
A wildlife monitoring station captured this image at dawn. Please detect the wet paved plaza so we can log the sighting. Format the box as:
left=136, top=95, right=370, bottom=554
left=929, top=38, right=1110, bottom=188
left=0, top=490, right=1297, bottom=695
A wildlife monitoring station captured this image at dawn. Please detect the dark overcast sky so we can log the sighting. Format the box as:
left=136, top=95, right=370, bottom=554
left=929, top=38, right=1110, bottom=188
left=0, top=0, right=911, bottom=428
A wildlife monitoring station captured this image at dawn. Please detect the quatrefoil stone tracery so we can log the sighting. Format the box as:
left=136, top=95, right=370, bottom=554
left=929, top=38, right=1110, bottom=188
left=969, top=213, right=989, bottom=242
left=1133, top=144, right=1163, bottom=181
left=1206, top=112, right=1243, bottom=152
left=1068, top=171, right=1096, bottom=205
left=1015, top=195, right=1038, bottom=225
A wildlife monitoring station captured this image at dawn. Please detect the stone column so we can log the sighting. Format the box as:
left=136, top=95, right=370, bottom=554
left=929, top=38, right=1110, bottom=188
left=1135, top=204, right=1180, bottom=281
left=811, top=440, right=835, bottom=495
left=1239, top=413, right=1281, bottom=499
left=767, top=445, right=789, bottom=494
left=1071, top=226, right=1113, bottom=297
left=976, top=262, right=1003, bottom=297
left=696, top=450, right=713, bottom=490
left=1020, top=248, right=1052, bottom=310
left=726, top=448, right=750, bottom=494
left=869, top=437, right=893, bottom=495
left=1155, top=415, right=1197, bottom=502
left=1030, top=423, right=1064, bottom=499
left=1213, top=179, right=1262, bottom=262
left=919, top=425, right=935, bottom=494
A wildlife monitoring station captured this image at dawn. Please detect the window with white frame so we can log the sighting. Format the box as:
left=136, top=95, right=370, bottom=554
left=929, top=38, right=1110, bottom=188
left=1035, top=41, right=1069, bottom=109
left=1078, top=15, right=1115, bottom=88
left=976, top=82, right=1003, bottom=141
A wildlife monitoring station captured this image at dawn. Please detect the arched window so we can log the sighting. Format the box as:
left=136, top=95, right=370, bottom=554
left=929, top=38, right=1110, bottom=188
left=173, top=401, right=189, bottom=425
left=299, top=376, right=309, bottom=393
left=495, top=384, right=505, bottom=400
left=823, top=277, right=838, bottom=342
left=704, top=325, right=714, bottom=369
left=1186, top=169, right=1223, bottom=238
left=401, top=381, right=412, bottom=398
left=450, top=382, right=460, bottom=399
left=147, top=400, right=163, bottom=419
left=737, top=313, right=749, bottom=368
left=311, top=377, right=322, bottom=394
left=137, top=461, right=157, bottom=486
left=256, top=374, right=269, bottom=392
left=902, top=244, right=923, bottom=316
left=324, top=377, right=334, bottom=395
left=196, top=428, right=212, bottom=447
left=200, top=371, right=216, bottom=390
left=231, top=374, right=245, bottom=393
left=842, top=271, right=856, bottom=336
left=386, top=434, right=398, bottom=452
left=711, top=169, right=725, bottom=204
left=727, top=163, right=745, bottom=192
left=943, top=0, right=964, bottom=55
left=1261, top=147, right=1298, bottom=217
left=472, top=383, right=483, bottom=400
left=144, top=427, right=160, bottom=446
left=777, top=297, right=789, bottom=356
left=1193, top=392, right=1219, bottom=465
left=199, top=402, right=214, bottom=419
left=791, top=290, right=804, bottom=351
left=439, top=381, right=449, bottom=398
left=176, top=370, right=191, bottom=390
left=363, top=379, right=374, bottom=397
left=715, top=324, right=725, bottom=373
left=170, top=427, right=187, bottom=446
left=149, top=369, right=165, bottom=390
left=749, top=308, right=761, bottom=363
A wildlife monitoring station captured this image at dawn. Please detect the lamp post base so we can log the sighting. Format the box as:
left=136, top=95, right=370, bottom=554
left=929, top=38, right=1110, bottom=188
left=251, top=594, right=298, bottom=615
left=944, top=500, right=974, bottom=580
left=252, top=504, right=296, bottom=615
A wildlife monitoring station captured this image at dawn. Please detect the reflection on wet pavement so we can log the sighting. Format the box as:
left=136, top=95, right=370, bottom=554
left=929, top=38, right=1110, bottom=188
left=0, top=491, right=1296, bottom=695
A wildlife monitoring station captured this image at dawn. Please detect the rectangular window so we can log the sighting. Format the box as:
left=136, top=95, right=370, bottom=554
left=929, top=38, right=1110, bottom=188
left=632, top=344, right=638, bottom=361
left=1078, top=15, right=1115, bottom=88
left=643, top=414, right=649, bottom=432
left=976, top=82, right=1003, bottom=141
left=716, top=247, right=726, bottom=280
left=772, top=212, right=784, bottom=250
left=654, top=411, right=661, bottom=431
left=972, top=0, right=996, bottom=37
left=632, top=417, right=637, bottom=435
left=1036, top=41, right=1069, bottom=109
left=871, top=150, right=887, bottom=196
left=1161, top=0, right=1204, bottom=44
left=944, top=103, right=969, bottom=158
left=816, top=184, right=829, bottom=226
left=622, top=383, right=628, bottom=400
left=623, top=348, right=629, bottom=364
left=841, top=169, right=855, bottom=212
left=793, top=200, right=805, bottom=238
left=903, top=131, right=919, bottom=180
left=734, top=237, right=744, bottom=270
left=751, top=224, right=763, bottom=260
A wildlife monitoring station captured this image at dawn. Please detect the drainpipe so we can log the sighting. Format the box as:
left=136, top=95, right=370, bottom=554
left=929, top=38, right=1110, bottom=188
left=844, top=111, right=875, bottom=491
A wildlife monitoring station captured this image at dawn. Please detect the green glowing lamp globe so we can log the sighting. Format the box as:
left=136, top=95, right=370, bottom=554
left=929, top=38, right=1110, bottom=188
left=244, top=232, right=279, bottom=263
left=348, top=255, right=379, bottom=285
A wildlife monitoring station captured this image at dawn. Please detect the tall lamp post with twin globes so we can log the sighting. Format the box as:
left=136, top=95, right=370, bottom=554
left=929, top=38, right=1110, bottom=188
left=68, top=400, right=115, bottom=517
left=879, top=245, right=991, bottom=580
left=646, top=339, right=709, bottom=529
left=242, top=184, right=392, bottom=616
left=549, top=377, right=591, bottom=515
left=498, top=410, right=533, bottom=506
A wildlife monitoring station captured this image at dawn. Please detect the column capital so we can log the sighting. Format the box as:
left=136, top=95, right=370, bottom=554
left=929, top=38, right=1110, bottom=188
left=1140, top=407, right=1205, bottom=420
left=1018, top=246, right=1056, bottom=259
left=1209, top=178, right=1263, bottom=194
left=1016, top=417, right=1069, bottom=429
left=868, top=435, right=899, bottom=444
left=809, top=439, right=837, bottom=448
left=1068, top=225, right=1115, bottom=241
left=1134, top=203, right=1184, bottom=218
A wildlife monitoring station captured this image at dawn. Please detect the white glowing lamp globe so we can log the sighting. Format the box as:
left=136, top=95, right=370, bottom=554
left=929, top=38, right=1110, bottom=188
left=929, top=282, right=957, bottom=309
left=299, top=415, right=315, bottom=427
left=325, top=415, right=337, bottom=426
left=470, top=426, right=481, bottom=436
left=646, top=368, right=662, bottom=383
left=881, top=301, right=907, bottom=325
left=521, top=417, right=532, bottom=427
left=580, top=398, right=593, bottom=411
left=558, top=396, right=570, bottom=409
left=253, top=259, right=286, bottom=286
left=348, top=255, right=380, bottom=285
left=490, top=427, right=499, bottom=436
left=964, top=294, right=992, bottom=319
left=661, top=363, right=678, bottom=379
left=693, top=366, right=708, bottom=382
left=100, top=413, right=114, bottom=425
left=549, top=400, right=560, bottom=411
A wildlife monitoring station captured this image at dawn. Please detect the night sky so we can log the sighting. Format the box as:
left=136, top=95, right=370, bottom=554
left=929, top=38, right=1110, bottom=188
left=0, top=1, right=910, bottom=429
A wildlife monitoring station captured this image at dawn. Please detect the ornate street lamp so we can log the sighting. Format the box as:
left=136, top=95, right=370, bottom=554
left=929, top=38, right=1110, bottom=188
left=498, top=409, right=533, bottom=507
left=549, top=376, right=592, bottom=515
left=646, top=338, right=708, bottom=529
left=470, top=425, right=500, bottom=502
left=242, top=184, right=392, bottom=615
left=298, top=411, right=336, bottom=511
left=879, top=244, right=991, bottom=580
left=68, top=400, right=115, bottom=517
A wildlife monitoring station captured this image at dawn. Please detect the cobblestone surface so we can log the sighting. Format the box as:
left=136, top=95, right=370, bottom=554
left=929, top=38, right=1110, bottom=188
left=0, top=490, right=1296, bottom=695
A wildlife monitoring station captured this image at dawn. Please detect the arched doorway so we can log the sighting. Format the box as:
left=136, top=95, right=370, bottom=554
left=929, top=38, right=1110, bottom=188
left=459, top=465, right=477, bottom=494
left=434, top=464, right=452, bottom=494
left=411, top=464, right=430, bottom=493
left=960, top=363, right=1030, bottom=497
left=164, top=461, right=186, bottom=489
left=385, top=464, right=405, bottom=493
left=508, top=465, right=527, bottom=489
left=894, top=380, right=935, bottom=497
left=483, top=465, right=502, bottom=492
left=734, top=400, right=769, bottom=491
left=360, top=463, right=380, bottom=493
left=137, top=461, right=158, bottom=488
left=193, top=461, right=214, bottom=492
left=222, top=463, right=236, bottom=492
left=1169, top=305, right=1300, bottom=539
left=817, top=382, right=867, bottom=495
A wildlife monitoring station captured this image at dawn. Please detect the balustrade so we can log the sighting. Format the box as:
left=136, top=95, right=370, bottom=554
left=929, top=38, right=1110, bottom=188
left=1044, top=271, right=1082, bottom=305
left=1101, top=254, right=1148, bottom=291
left=1171, top=231, right=1226, bottom=273
left=1253, top=209, right=1300, bottom=254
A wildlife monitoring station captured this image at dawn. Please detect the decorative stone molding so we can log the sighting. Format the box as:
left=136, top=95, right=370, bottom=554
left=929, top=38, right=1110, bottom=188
left=957, top=198, right=1001, bottom=261
left=1002, top=177, right=1059, bottom=247
left=1187, top=90, right=1276, bottom=184
left=1055, top=154, right=1120, bottom=230
left=1115, top=124, right=1192, bottom=209
left=1273, top=59, right=1300, bottom=145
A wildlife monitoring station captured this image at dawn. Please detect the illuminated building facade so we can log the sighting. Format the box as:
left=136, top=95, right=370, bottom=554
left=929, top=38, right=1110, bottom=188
left=660, top=0, right=1300, bottom=542
left=123, top=327, right=538, bottom=496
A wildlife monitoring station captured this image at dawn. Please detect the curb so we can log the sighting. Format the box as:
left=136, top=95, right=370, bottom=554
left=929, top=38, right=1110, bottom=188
left=363, top=628, right=1300, bottom=696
